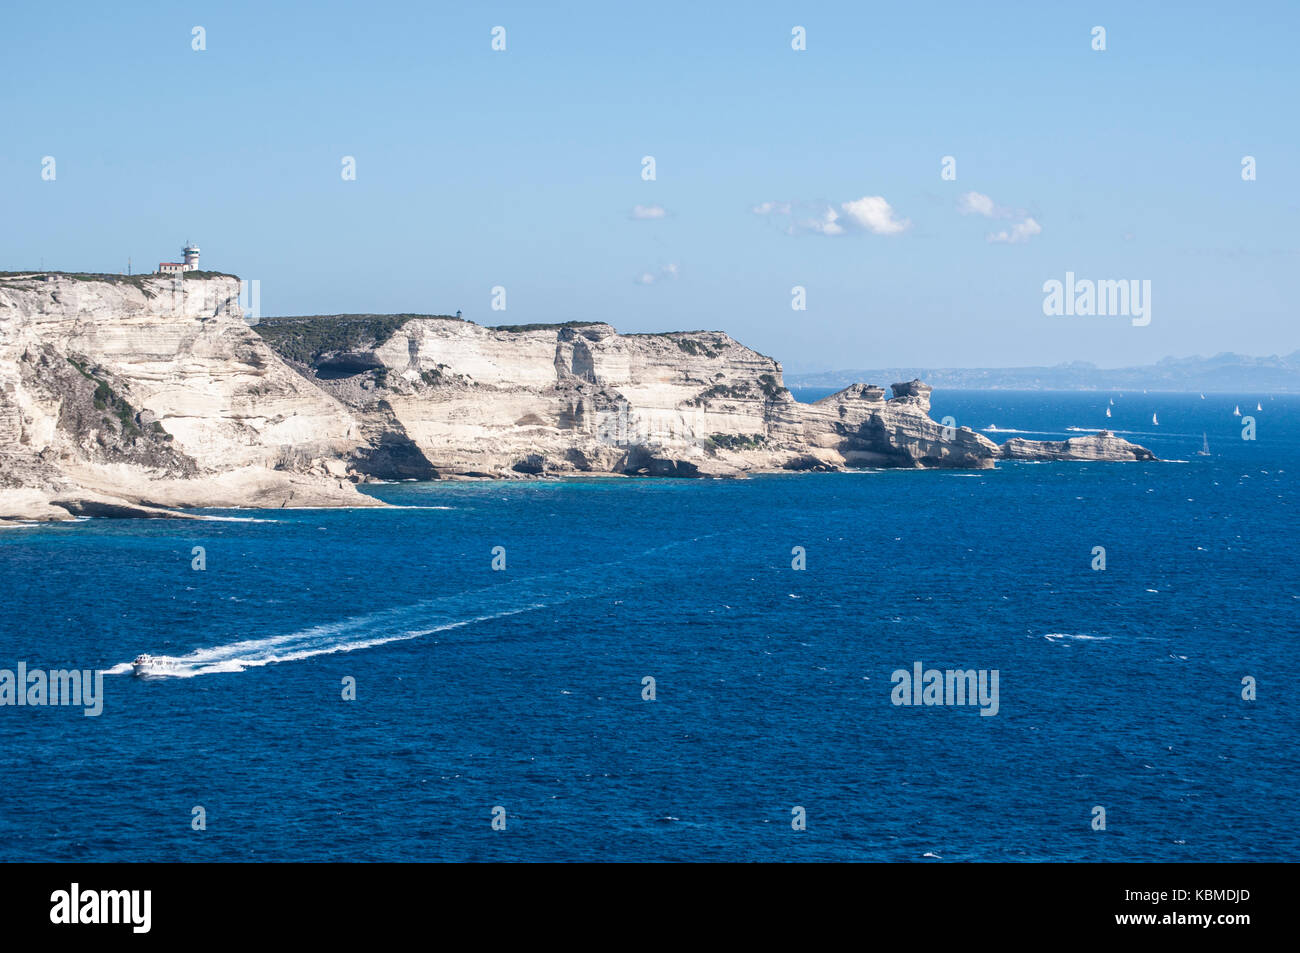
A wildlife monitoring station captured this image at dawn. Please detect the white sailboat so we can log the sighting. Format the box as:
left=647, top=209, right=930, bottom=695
left=1109, top=398, right=1114, bottom=406
left=1233, top=405, right=1241, bottom=416
left=1196, top=433, right=1210, bottom=456
left=1105, top=407, right=1112, bottom=418
left=1152, top=412, right=1158, bottom=425
left=1200, top=393, right=1205, bottom=399
left=1256, top=402, right=1262, bottom=411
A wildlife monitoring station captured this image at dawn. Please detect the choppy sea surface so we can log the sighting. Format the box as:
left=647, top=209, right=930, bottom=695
left=1, top=390, right=1296, bottom=861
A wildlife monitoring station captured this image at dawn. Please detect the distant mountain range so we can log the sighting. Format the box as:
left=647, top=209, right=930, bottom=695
left=785, top=352, right=1300, bottom=393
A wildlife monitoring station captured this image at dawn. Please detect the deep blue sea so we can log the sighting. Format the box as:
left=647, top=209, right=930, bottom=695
left=1, top=391, right=1296, bottom=861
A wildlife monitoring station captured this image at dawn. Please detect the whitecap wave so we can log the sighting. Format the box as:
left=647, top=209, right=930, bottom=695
left=373, top=505, right=456, bottom=510
left=194, top=515, right=279, bottom=523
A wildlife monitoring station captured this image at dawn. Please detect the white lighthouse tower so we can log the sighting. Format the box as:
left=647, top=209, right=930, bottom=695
left=158, top=242, right=201, bottom=275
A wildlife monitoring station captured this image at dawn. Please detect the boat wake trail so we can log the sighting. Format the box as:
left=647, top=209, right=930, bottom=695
left=1066, top=426, right=1197, bottom=438
left=111, top=535, right=715, bottom=678
left=108, top=597, right=547, bottom=678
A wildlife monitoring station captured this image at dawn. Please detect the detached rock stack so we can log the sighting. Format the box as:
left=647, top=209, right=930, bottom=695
left=998, top=431, right=1157, bottom=462
left=797, top=379, right=998, bottom=469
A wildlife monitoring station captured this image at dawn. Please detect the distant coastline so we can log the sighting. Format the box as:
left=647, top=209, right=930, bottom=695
left=786, top=352, right=1300, bottom=394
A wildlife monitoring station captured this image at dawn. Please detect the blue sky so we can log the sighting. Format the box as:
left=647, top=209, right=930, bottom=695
left=2, top=1, right=1296, bottom=371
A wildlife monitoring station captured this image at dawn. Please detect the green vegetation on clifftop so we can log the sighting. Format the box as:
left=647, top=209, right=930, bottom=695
left=253, top=314, right=461, bottom=365
left=490, top=320, right=606, bottom=333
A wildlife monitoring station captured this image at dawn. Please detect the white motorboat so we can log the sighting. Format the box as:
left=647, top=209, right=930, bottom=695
left=132, top=654, right=180, bottom=677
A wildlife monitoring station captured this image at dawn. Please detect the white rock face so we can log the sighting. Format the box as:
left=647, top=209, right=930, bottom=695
left=262, top=315, right=1157, bottom=481
left=998, top=431, right=1158, bottom=462
left=0, top=274, right=376, bottom=520
left=0, top=276, right=1158, bottom=522
left=798, top=381, right=1000, bottom=469
left=296, top=318, right=806, bottom=477
left=272, top=318, right=1043, bottom=478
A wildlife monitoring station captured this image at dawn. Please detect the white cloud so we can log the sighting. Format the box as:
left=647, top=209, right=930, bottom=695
left=631, top=204, right=667, bottom=220
left=956, top=190, right=1039, bottom=242
left=753, top=195, right=909, bottom=236
left=957, top=191, right=998, bottom=217
left=636, top=263, right=680, bottom=285
left=804, top=207, right=845, bottom=236
left=987, top=217, right=1042, bottom=244
left=839, top=196, right=910, bottom=235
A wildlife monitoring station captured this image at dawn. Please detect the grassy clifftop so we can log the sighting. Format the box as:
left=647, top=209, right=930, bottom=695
left=255, top=314, right=619, bottom=364
left=253, top=314, right=462, bottom=365
left=0, top=271, right=240, bottom=303
left=0, top=270, right=238, bottom=286
left=490, top=320, right=607, bottom=333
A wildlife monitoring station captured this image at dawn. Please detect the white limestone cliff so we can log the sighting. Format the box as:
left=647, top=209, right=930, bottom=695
left=0, top=274, right=1158, bottom=523
left=0, top=274, right=376, bottom=522
left=262, top=316, right=1150, bottom=480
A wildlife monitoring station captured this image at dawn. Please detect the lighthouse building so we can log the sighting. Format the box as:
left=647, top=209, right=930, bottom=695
left=158, top=244, right=200, bottom=274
